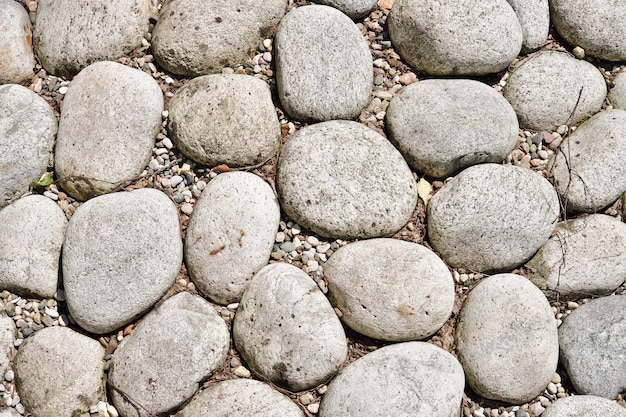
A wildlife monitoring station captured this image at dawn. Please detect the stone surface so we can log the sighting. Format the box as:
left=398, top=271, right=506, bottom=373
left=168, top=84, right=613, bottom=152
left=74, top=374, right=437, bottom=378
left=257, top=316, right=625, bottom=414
left=427, top=164, right=560, bottom=272
left=318, top=342, right=465, bottom=417
left=275, top=5, right=372, bottom=122
left=549, top=109, right=626, bottom=213
left=109, top=292, right=230, bottom=417
left=506, top=0, right=549, bottom=52
left=527, top=214, right=626, bottom=299
left=503, top=51, right=606, bottom=131
left=185, top=172, right=280, bottom=305
left=233, top=263, right=347, bottom=391
left=608, top=70, right=626, bottom=110
left=152, top=0, right=287, bottom=76
left=0, top=409, right=21, bottom=417
left=174, top=379, right=305, bottom=417
left=315, top=0, right=378, bottom=19
left=388, top=0, right=522, bottom=75
left=55, top=61, right=163, bottom=201
left=0, top=84, right=56, bottom=208
left=277, top=120, right=416, bottom=240
left=0, top=195, right=67, bottom=298
left=542, top=395, right=626, bottom=417
left=386, top=79, right=519, bottom=178
left=324, top=238, right=454, bottom=341
left=33, top=0, right=156, bottom=77
left=456, top=273, right=559, bottom=404
left=0, top=0, right=35, bottom=84
left=559, top=295, right=626, bottom=399
left=14, top=326, right=105, bottom=417
left=550, top=0, right=626, bottom=61
left=167, top=74, right=280, bottom=168
left=63, top=189, right=182, bottom=334
left=0, top=317, right=15, bottom=379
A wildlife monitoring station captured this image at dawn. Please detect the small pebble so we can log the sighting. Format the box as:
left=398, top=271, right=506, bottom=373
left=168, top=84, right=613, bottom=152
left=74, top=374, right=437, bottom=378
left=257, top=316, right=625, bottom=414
left=233, top=366, right=251, bottom=378
left=180, top=203, right=193, bottom=215
left=573, top=46, right=585, bottom=59
left=307, top=403, right=320, bottom=414
left=300, top=393, right=313, bottom=405
left=4, top=370, right=13, bottom=382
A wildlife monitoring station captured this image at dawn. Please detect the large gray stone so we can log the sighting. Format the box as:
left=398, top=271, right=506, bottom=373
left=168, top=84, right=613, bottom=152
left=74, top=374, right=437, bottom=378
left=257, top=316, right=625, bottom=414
left=14, top=326, right=105, bottom=417
left=543, top=395, right=626, bottom=417
left=608, top=70, right=626, bottom=110
left=503, top=51, right=606, bottom=131
left=550, top=0, right=626, bottom=61
left=506, top=0, right=549, bottom=52
left=233, top=263, right=347, bottom=392
left=152, top=0, right=287, bottom=76
left=0, top=0, right=34, bottom=84
left=277, top=120, right=416, bottom=240
left=33, top=0, right=156, bottom=77
left=318, top=342, right=465, bottom=417
left=0, top=84, right=56, bottom=209
left=185, top=172, right=280, bottom=305
left=388, top=0, right=522, bottom=76
left=167, top=74, right=280, bottom=168
left=174, top=379, right=305, bottom=417
left=528, top=214, right=626, bottom=300
left=386, top=79, right=519, bottom=178
left=55, top=61, right=163, bottom=201
left=324, top=238, right=454, bottom=342
left=275, top=5, right=372, bottom=122
left=549, top=109, right=626, bottom=213
left=314, top=0, right=378, bottom=19
left=109, top=292, right=230, bottom=417
left=559, top=295, right=626, bottom=399
left=0, top=317, right=15, bottom=379
left=456, top=273, right=559, bottom=404
left=0, top=195, right=67, bottom=298
left=427, top=164, right=560, bottom=273
left=63, top=189, right=182, bottom=334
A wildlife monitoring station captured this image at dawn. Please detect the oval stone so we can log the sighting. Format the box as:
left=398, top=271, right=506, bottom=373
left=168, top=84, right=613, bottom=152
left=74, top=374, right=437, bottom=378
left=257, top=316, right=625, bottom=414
left=543, top=395, right=626, bottom=417
left=314, top=0, right=378, bottom=19
left=0, top=0, right=35, bottom=84
left=324, top=238, right=454, bottom=341
left=455, top=273, right=559, bottom=404
left=277, top=120, right=417, bottom=240
left=505, top=0, right=549, bottom=52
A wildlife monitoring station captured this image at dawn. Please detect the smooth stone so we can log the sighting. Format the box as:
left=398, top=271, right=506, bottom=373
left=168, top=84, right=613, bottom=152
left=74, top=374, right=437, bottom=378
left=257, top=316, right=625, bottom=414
left=314, top=0, right=378, bottom=19
left=0, top=195, right=67, bottom=298
left=275, top=5, right=372, bottom=122
left=427, top=164, right=560, bottom=272
left=386, top=79, right=519, bottom=178
left=186, top=172, right=280, bottom=305
left=608, top=71, right=626, bottom=110
left=503, top=51, right=606, bottom=131
left=456, top=274, right=559, bottom=404
left=550, top=0, right=626, bottom=61
left=324, top=238, right=454, bottom=341
left=318, top=342, right=465, bottom=417
left=233, top=263, right=347, bottom=391
left=55, top=61, right=163, bottom=201
left=0, top=409, right=21, bottom=417
left=277, top=120, right=417, bottom=240
left=63, top=189, right=182, bottom=334
left=505, top=0, right=549, bottom=52
left=549, top=109, right=626, bottom=213
left=109, top=292, right=230, bottom=417
left=14, top=327, right=105, bottom=417
left=33, top=0, right=156, bottom=77
left=388, top=0, right=522, bottom=75
left=559, top=295, right=626, bottom=399
left=0, top=317, right=15, bottom=378
left=174, top=379, right=304, bottom=417
left=152, top=0, right=287, bottom=76
left=0, top=0, right=35, bottom=84
left=167, top=74, right=280, bottom=168
left=543, top=395, right=626, bottom=417
left=527, top=214, right=626, bottom=299
left=0, top=84, right=56, bottom=208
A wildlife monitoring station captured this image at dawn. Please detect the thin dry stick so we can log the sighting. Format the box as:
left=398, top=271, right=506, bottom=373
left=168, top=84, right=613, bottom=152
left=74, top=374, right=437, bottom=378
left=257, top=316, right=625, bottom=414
left=106, top=380, right=159, bottom=417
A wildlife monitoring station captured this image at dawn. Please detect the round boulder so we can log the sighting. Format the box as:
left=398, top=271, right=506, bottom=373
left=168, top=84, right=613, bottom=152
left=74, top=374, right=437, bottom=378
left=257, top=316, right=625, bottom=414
left=543, top=395, right=626, bottom=417
left=427, top=164, right=560, bottom=273
left=388, top=0, right=522, bottom=76
left=503, top=51, right=606, bottom=131
left=386, top=79, right=519, bottom=178
left=505, top=0, right=550, bottom=52
left=167, top=74, right=280, bottom=168
left=63, top=189, right=182, bottom=334
left=314, top=0, right=378, bottom=19
left=549, top=109, right=626, bottom=213
left=318, top=342, right=465, bottom=417
left=233, top=263, right=347, bottom=392
left=277, top=120, right=417, bottom=240
left=55, top=61, right=163, bottom=201
left=324, top=238, right=454, bottom=341
left=0, top=0, right=35, bottom=84
left=275, top=5, right=372, bottom=122
left=456, top=273, right=559, bottom=404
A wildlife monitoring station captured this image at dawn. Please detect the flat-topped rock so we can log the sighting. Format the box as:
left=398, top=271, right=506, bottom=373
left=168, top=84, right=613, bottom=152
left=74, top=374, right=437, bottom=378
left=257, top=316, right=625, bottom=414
left=315, top=0, right=378, bottom=19
left=0, top=195, right=67, bottom=298
left=0, top=0, right=35, bottom=84
left=275, top=5, right=372, bottom=122
left=543, top=395, right=626, bottom=417
left=63, top=189, right=182, bottom=334
left=506, top=0, right=549, bottom=52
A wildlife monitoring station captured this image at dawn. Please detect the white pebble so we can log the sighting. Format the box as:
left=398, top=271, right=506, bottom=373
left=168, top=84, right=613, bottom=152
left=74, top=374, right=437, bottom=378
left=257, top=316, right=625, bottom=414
left=58, top=86, right=68, bottom=95
left=307, top=236, right=319, bottom=246
left=234, top=366, right=251, bottom=378
left=44, top=308, right=59, bottom=318
left=196, top=180, right=207, bottom=191
left=227, top=303, right=239, bottom=311
left=547, top=382, right=557, bottom=394
left=107, top=403, right=119, bottom=417
left=307, top=403, right=320, bottom=414
left=4, top=370, right=14, bottom=382
left=170, top=175, right=183, bottom=187
left=299, top=393, right=313, bottom=405
left=162, top=137, right=173, bottom=149
left=275, top=231, right=285, bottom=243
left=263, top=39, right=272, bottom=50
left=180, top=203, right=193, bottom=215
left=262, top=52, right=272, bottom=63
